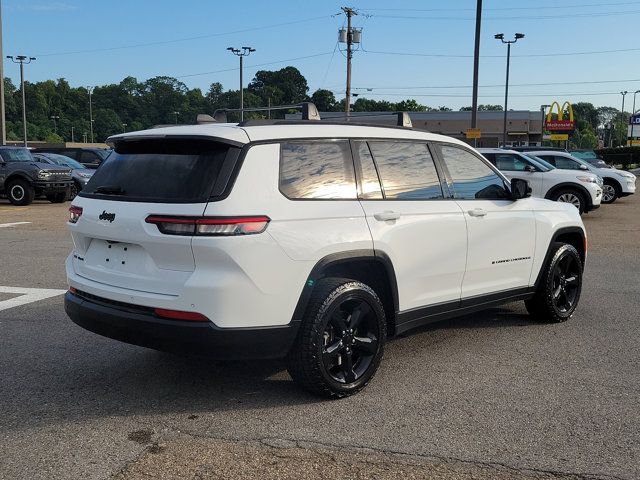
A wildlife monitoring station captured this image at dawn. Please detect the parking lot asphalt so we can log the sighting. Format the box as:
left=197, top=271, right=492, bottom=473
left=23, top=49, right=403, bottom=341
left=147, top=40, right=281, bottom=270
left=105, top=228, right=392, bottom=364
left=0, top=196, right=638, bottom=480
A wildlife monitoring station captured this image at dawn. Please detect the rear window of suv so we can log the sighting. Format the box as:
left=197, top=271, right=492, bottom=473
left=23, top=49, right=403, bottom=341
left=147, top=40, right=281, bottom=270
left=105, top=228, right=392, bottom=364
left=81, top=139, right=237, bottom=203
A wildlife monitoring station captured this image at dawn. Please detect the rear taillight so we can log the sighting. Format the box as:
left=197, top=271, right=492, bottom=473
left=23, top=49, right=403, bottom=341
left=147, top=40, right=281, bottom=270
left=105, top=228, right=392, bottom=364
left=154, top=308, right=209, bottom=322
left=145, top=215, right=270, bottom=236
left=69, top=206, right=83, bottom=223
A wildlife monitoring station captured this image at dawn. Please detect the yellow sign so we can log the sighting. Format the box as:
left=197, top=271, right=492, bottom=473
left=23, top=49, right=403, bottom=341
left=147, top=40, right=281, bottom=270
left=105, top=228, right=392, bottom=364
left=545, top=101, right=575, bottom=132
left=546, top=101, right=574, bottom=123
left=466, top=128, right=481, bottom=139
left=549, top=133, right=569, bottom=141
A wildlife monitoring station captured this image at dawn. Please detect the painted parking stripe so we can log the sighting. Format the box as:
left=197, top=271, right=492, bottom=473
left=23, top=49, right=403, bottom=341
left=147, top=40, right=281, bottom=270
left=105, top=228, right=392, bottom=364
left=0, top=286, right=66, bottom=311
left=0, top=222, right=32, bottom=228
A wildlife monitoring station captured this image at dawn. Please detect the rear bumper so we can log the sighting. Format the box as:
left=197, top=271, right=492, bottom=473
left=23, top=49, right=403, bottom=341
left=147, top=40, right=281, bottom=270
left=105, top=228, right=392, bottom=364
left=64, top=291, right=299, bottom=360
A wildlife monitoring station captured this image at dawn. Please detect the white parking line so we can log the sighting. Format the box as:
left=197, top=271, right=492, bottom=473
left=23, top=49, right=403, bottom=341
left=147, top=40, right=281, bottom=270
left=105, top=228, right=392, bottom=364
left=0, top=286, right=66, bottom=311
left=0, top=222, right=32, bottom=228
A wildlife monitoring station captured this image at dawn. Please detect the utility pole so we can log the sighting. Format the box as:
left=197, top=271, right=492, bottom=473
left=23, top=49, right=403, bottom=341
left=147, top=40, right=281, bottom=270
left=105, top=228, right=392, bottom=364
left=227, top=46, right=255, bottom=121
left=340, top=7, right=358, bottom=116
left=620, top=90, right=628, bottom=146
left=631, top=90, right=640, bottom=145
left=7, top=55, right=36, bottom=147
left=50, top=115, right=59, bottom=134
left=495, top=33, right=524, bottom=147
left=470, top=0, right=482, bottom=137
left=0, top=2, right=6, bottom=145
left=87, top=86, right=94, bottom=143
left=71, top=125, right=75, bottom=142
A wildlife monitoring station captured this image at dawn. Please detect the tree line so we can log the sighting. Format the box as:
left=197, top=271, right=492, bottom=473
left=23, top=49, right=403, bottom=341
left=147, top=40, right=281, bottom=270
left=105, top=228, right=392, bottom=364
left=2, top=65, right=630, bottom=148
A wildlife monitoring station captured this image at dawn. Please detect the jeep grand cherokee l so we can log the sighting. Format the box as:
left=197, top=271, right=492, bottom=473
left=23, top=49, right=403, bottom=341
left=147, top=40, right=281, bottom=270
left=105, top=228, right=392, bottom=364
left=65, top=117, right=587, bottom=398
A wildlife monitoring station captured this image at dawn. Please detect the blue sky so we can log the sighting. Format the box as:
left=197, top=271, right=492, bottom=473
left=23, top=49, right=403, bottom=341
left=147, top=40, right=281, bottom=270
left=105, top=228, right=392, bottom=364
left=3, top=0, right=640, bottom=111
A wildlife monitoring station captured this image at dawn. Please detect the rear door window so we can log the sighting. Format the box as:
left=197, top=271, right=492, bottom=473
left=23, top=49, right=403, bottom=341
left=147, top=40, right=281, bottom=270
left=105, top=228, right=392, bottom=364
left=82, top=139, right=237, bottom=203
left=279, top=141, right=356, bottom=199
left=367, top=141, right=443, bottom=200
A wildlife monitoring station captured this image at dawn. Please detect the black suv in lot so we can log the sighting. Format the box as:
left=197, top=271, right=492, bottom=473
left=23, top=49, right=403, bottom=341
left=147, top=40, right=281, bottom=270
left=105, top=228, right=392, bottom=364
left=32, top=147, right=112, bottom=169
left=0, top=147, right=73, bottom=205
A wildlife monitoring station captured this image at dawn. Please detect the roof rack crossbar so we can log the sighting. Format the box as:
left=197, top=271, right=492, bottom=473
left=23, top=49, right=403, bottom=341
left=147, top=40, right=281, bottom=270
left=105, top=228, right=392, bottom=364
left=211, top=102, right=320, bottom=124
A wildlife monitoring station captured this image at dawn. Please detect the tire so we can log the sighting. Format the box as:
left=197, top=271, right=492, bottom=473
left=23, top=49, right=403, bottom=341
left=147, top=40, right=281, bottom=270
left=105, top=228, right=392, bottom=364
left=601, top=179, right=620, bottom=204
left=46, top=191, right=68, bottom=203
left=551, top=189, right=586, bottom=214
left=525, top=243, right=583, bottom=323
left=69, top=182, right=80, bottom=201
left=286, top=278, right=387, bottom=399
left=7, top=179, right=35, bottom=206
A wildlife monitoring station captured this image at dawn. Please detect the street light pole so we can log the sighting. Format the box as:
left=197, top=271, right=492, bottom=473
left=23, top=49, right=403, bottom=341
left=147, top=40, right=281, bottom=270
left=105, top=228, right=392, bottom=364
left=495, top=33, right=524, bottom=147
left=87, top=86, right=94, bottom=143
left=227, top=46, right=255, bottom=121
left=470, top=0, right=483, bottom=135
left=620, top=90, right=628, bottom=146
left=71, top=125, right=75, bottom=142
left=50, top=115, right=59, bottom=134
left=173, top=111, right=179, bottom=124
left=0, top=2, right=6, bottom=145
left=631, top=90, right=640, bottom=145
left=122, top=123, right=127, bottom=133
left=7, top=55, right=36, bottom=147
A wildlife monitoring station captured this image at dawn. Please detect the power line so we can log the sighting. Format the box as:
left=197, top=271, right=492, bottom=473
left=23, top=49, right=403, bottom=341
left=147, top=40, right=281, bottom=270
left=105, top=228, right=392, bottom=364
left=370, top=9, right=640, bottom=20
left=351, top=78, right=640, bottom=91
left=361, top=1, right=640, bottom=12
left=175, top=52, right=334, bottom=79
left=362, top=46, right=640, bottom=59
left=35, top=15, right=333, bottom=57
left=338, top=91, right=624, bottom=98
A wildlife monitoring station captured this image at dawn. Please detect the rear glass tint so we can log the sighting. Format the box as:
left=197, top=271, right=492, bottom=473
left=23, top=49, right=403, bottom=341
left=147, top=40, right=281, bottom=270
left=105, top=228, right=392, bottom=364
left=81, top=139, right=235, bottom=203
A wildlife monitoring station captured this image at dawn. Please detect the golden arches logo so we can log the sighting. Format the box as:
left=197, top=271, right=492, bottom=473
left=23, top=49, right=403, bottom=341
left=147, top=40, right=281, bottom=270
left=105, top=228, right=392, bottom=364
left=545, top=101, right=575, bottom=132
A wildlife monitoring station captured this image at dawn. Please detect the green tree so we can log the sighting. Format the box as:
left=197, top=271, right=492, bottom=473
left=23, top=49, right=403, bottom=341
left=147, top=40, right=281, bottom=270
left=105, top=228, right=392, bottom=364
left=310, top=89, right=337, bottom=112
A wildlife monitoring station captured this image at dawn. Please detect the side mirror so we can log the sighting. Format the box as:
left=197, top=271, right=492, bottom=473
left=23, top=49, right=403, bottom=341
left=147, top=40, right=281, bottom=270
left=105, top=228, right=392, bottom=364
left=524, top=164, right=537, bottom=173
left=579, top=164, right=588, bottom=170
left=511, top=178, right=531, bottom=200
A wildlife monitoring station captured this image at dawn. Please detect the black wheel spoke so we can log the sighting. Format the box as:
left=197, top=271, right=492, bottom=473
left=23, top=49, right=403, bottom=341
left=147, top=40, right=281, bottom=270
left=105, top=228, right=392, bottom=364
left=348, top=301, right=371, bottom=331
left=330, top=312, right=348, bottom=334
left=353, top=335, right=377, bottom=355
left=342, top=351, right=356, bottom=383
left=324, top=340, right=343, bottom=358
left=565, top=275, right=578, bottom=286
left=553, top=285, right=562, bottom=299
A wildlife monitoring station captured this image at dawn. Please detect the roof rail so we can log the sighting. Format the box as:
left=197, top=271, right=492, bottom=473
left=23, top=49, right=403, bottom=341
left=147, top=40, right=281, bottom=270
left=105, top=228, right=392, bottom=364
left=317, top=111, right=413, bottom=128
left=211, top=102, right=321, bottom=124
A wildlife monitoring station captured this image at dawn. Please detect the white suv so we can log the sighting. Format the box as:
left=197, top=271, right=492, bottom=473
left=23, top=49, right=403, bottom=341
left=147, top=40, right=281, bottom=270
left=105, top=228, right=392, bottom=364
left=478, top=148, right=602, bottom=214
left=65, top=112, right=587, bottom=398
left=529, top=150, right=636, bottom=204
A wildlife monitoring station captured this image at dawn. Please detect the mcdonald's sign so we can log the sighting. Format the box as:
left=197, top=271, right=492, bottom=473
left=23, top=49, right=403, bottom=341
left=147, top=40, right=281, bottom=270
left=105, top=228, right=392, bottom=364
left=545, top=101, right=575, bottom=132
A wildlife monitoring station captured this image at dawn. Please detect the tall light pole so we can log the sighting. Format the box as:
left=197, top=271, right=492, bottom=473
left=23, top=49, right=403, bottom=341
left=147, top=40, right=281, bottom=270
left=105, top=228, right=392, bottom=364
left=87, top=86, right=94, bottom=143
left=7, top=55, right=36, bottom=147
left=470, top=0, right=483, bottom=138
left=173, top=111, right=179, bottom=124
left=122, top=123, right=127, bottom=133
left=619, top=90, right=628, bottom=146
left=0, top=2, right=6, bottom=145
left=495, top=33, right=524, bottom=147
left=227, top=46, right=255, bottom=121
left=50, top=115, right=60, bottom=134
left=631, top=90, right=640, bottom=145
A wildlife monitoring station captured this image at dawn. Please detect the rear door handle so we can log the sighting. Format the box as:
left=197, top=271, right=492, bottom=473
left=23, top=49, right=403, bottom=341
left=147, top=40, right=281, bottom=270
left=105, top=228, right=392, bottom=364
left=374, top=211, right=401, bottom=221
left=467, top=208, right=487, bottom=217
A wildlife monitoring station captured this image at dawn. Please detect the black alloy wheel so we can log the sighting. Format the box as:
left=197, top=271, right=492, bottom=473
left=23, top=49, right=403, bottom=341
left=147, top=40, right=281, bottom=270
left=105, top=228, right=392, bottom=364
left=525, top=243, right=583, bottom=323
left=287, top=278, right=386, bottom=398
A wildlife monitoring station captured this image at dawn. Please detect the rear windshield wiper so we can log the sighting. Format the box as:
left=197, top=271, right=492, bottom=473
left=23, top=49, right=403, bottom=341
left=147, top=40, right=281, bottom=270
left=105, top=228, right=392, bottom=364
left=94, top=185, right=125, bottom=195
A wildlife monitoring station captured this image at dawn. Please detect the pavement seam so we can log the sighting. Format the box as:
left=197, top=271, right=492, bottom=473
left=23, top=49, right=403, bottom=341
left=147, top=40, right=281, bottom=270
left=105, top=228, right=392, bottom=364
left=156, top=425, right=627, bottom=480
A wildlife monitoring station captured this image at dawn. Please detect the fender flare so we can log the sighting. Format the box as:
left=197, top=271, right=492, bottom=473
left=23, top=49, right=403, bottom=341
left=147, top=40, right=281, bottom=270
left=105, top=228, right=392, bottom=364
left=533, top=226, right=586, bottom=289
left=290, top=249, right=399, bottom=323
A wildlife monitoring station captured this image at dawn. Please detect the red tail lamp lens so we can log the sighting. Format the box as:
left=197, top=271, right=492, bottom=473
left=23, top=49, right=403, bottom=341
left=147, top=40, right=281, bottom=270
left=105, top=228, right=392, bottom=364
left=69, top=206, right=83, bottom=223
left=154, top=308, right=209, bottom=322
left=145, top=215, right=270, bottom=236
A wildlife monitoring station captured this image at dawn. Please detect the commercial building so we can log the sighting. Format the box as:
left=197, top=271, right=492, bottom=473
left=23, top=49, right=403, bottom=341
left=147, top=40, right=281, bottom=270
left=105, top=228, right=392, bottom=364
left=289, top=110, right=544, bottom=147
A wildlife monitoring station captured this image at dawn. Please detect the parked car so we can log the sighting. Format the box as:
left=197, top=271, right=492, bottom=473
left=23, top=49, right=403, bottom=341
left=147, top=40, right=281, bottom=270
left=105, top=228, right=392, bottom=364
left=0, top=146, right=72, bottom=205
left=32, top=152, right=95, bottom=200
left=569, top=149, right=611, bottom=169
left=529, top=150, right=636, bottom=204
left=511, top=146, right=567, bottom=153
left=478, top=148, right=602, bottom=214
left=32, top=147, right=112, bottom=169
left=65, top=117, right=587, bottom=398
